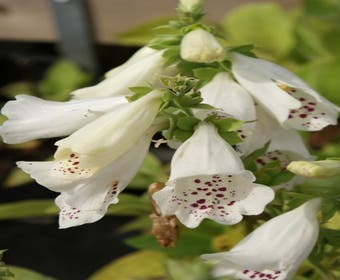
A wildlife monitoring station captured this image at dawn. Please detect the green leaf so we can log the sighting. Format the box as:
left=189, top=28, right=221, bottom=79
left=115, top=17, right=175, bottom=46
left=0, top=200, right=58, bottom=220
left=320, top=228, right=340, bottom=247
left=89, top=250, right=166, bottom=280
left=0, top=82, right=36, bottom=99
left=0, top=250, right=14, bottom=279
left=166, top=259, right=213, bottom=280
left=163, top=46, right=181, bottom=65
left=6, top=266, right=55, bottom=280
left=125, top=232, right=212, bottom=257
left=117, top=216, right=152, bottom=233
left=3, top=168, right=33, bottom=188
left=0, top=195, right=151, bottom=220
left=221, top=3, right=296, bottom=57
left=38, top=60, right=92, bottom=101
left=129, top=153, right=168, bottom=189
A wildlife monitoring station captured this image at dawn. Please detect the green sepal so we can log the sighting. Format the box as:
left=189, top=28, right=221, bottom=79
left=226, top=44, right=257, bottom=57
left=193, top=67, right=221, bottom=85
left=218, top=131, right=243, bottom=145
left=206, top=115, right=243, bottom=132
left=243, top=143, right=270, bottom=172
left=177, top=116, right=200, bottom=131
left=163, top=46, right=181, bottom=65
left=127, top=86, right=153, bottom=101
left=172, top=129, right=194, bottom=142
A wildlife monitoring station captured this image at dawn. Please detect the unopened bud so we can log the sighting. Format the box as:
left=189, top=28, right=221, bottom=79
left=180, top=28, right=224, bottom=63
left=179, top=0, right=203, bottom=13
left=287, top=160, right=340, bottom=178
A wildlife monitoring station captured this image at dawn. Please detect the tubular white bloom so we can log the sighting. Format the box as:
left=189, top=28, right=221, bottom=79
left=18, top=128, right=156, bottom=228
left=200, top=72, right=256, bottom=122
left=179, top=0, right=203, bottom=12
left=72, top=48, right=165, bottom=99
left=54, top=90, right=163, bottom=168
left=287, top=159, right=340, bottom=178
left=180, top=29, right=224, bottom=63
left=198, top=72, right=256, bottom=147
left=231, top=53, right=339, bottom=131
left=152, top=122, right=274, bottom=228
left=0, top=95, right=127, bottom=144
left=201, top=198, right=321, bottom=280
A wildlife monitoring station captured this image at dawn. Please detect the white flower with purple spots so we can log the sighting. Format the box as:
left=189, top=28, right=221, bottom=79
left=54, top=90, right=163, bottom=168
left=18, top=129, right=155, bottom=228
left=72, top=47, right=166, bottom=99
left=180, top=29, right=224, bottom=63
left=152, top=122, right=274, bottom=228
left=201, top=198, right=321, bottom=280
left=0, top=95, right=127, bottom=144
left=232, top=53, right=339, bottom=131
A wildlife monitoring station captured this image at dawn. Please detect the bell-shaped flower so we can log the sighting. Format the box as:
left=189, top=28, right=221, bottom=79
left=72, top=47, right=166, bottom=99
left=0, top=95, right=126, bottom=144
left=18, top=125, right=158, bottom=228
left=200, top=72, right=256, bottom=122
left=201, top=198, right=321, bottom=280
left=152, top=122, right=274, bottom=228
left=180, top=29, right=224, bottom=63
left=198, top=72, right=256, bottom=146
left=54, top=90, right=163, bottom=168
left=231, top=53, right=339, bottom=131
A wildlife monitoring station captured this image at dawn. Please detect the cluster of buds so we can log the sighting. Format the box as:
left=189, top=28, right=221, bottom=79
left=0, top=0, right=339, bottom=279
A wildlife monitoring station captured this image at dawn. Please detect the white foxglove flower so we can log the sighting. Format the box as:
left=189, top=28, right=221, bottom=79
left=72, top=48, right=165, bottom=99
left=202, top=198, right=321, bottom=280
left=200, top=72, right=256, bottom=122
left=232, top=53, right=339, bottom=131
left=152, top=122, right=274, bottom=228
left=198, top=72, right=256, bottom=146
left=180, top=29, right=224, bottom=63
left=18, top=127, right=156, bottom=228
left=179, top=0, right=203, bottom=12
left=0, top=95, right=126, bottom=144
left=54, top=90, right=163, bottom=168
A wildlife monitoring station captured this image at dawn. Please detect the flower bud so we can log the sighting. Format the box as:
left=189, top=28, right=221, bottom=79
left=287, top=159, right=340, bottom=178
left=179, top=0, right=203, bottom=13
left=180, top=29, right=224, bottom=63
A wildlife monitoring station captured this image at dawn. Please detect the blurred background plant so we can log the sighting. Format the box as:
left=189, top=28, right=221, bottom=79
left=0, top=0, right=339, bottom=279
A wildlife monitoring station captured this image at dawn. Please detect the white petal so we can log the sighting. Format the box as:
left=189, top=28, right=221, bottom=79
left=232, top=53, right=338, bottom=130
left=268, top=128, right=312, bottom=159
left=200, top=72, right=256, bottom=121
left=0, top=95, right=126, bottom=144
left=202, top=198, right=321, bottom=279
left=72, top=50, right=165, bottom=99
left=180, top=29, right=224, bottom=63
left=169, top=122, right=244, bottom=180
left=153, top=172, right=274, bottom=228
left=281, top=87, right=338, bottom=131
left=104, top=47, right=158, bottom=78
left=55, top=135, right=152, bottom=228
left=237, top=106, right=279, bottom=156
left=55, top=90, right=163, bottom=167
